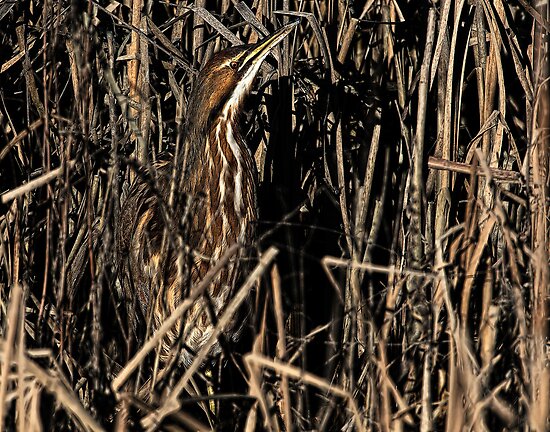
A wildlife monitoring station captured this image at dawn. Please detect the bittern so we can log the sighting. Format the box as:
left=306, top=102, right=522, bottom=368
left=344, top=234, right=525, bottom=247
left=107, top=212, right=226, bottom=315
left=116, top=21, right=298, bottom=367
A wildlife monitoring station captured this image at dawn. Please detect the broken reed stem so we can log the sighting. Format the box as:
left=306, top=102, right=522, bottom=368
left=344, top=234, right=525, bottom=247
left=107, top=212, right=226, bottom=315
left=244, top=354, right=366, bottom=432
left=428, top=156, right=525, bottom=183
left=0, top=160, right=76, bottom=205
left=18, top=354, right=105, bottom=432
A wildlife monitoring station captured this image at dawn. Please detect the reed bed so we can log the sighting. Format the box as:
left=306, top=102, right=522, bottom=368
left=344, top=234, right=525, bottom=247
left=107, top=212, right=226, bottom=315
left=0, top=0, right=548, bottom=430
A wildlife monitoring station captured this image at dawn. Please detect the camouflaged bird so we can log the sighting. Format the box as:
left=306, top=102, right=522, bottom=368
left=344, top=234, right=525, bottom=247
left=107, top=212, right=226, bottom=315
left=116, top=22, right=298, bottom=366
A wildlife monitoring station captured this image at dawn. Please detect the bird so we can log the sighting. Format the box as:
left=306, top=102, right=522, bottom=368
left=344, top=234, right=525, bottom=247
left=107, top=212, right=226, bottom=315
left=115, top=21, right=299, bottom=368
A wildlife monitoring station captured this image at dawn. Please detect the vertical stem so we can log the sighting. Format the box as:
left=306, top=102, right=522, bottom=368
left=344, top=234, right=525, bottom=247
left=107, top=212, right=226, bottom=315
left=529, top=3, right=549, bottom=428
left=414, top=9, right=437, bottom=431
left=0, top=207, right=22, bottom=431
left=128, top=0, right=144, bottom=168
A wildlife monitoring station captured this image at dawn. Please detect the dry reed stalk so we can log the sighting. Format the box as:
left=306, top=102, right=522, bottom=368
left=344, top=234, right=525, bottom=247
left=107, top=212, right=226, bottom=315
left=0, top=209, right=22, bottom=431
left=245, top=288, right=276, bottom=432
left=244, top=353, right=366, bottom=432
left=271, top=264, right=292, bottom=431
left=0, top=1, right=546, bottom=429
left=0, top=161, right=76, bottom=205
left=528, top=9, right=550, bottom=428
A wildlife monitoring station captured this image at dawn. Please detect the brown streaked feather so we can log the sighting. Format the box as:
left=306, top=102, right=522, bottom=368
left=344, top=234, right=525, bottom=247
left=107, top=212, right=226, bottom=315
left=115, top=21, right=298, bottom=367
left=116, top=107, right=257, bottom=367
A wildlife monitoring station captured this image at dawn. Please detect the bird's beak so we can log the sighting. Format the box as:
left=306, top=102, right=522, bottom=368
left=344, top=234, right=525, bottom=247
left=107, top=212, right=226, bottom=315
left=239, top=20, right=299, bottom=72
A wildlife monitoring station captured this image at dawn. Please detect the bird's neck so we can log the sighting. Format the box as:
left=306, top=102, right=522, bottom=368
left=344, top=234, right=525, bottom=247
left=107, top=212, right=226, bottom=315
left=204, top=111, right=257, bottom=210
left=184, top=106, right=258, bottom=247
left=186, top=104, right=251, bottom=177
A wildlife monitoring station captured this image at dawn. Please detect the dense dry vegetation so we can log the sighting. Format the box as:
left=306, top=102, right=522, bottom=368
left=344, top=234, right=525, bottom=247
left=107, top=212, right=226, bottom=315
left=0, top=0, right=548, bottom=430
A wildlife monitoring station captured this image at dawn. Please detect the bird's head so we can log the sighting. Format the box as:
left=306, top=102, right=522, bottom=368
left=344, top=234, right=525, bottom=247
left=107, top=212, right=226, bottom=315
left=186, top=21, right=298, bottom=132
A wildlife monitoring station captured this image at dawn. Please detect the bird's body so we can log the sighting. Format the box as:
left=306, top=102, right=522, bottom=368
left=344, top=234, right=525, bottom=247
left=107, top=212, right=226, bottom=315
left=116, top=22, right=297, bottom=366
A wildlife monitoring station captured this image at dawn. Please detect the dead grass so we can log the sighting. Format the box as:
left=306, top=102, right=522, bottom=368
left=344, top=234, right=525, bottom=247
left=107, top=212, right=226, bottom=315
left=0, top=0, right=548, bottom=430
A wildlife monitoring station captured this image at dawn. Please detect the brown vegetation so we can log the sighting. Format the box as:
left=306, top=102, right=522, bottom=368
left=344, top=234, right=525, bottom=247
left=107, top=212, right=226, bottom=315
left=0, top=0, right=548, bottom=430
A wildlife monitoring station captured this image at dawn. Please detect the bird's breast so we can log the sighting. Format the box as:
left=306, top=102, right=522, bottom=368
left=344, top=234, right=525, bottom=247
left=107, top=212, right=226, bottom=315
left=189, top=118, right=257, bottom=261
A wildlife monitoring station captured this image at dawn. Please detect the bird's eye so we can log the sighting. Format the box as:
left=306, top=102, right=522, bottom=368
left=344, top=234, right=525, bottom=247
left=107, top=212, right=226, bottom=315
left=229, top=61, right=238, bottom=70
